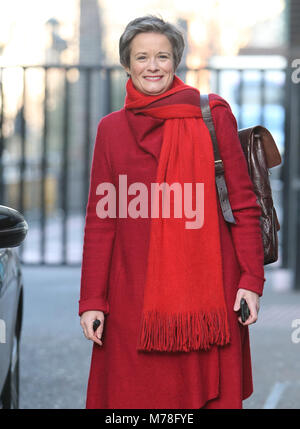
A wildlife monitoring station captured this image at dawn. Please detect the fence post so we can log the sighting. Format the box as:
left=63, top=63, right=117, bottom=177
left=61, top=67, right=70, bottom=265
left=281, top=67, right=292, bottom=268
left=0, top=68, right=4, bottom=203
left=294, top=80, right=300, bottom=289
left=283, top=64, right=300, bottom=288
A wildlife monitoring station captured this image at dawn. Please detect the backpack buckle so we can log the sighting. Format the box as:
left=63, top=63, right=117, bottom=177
left=215, top=159, right=224, bottom=175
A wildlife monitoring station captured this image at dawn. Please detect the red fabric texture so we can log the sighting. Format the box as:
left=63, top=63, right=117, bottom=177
left=124, top=76, right=230, bottom=352
left=79, top=87, right=265, bottom=408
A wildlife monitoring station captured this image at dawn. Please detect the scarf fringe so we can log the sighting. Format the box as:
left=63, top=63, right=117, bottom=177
left=137, top=309, right=230, bottom=352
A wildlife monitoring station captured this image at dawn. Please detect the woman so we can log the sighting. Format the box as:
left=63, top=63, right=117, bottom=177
left=79, top=15, right=265, bottom=409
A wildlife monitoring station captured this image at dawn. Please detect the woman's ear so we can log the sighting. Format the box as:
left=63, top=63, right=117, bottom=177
left=124, top=66, right=130, bottom=77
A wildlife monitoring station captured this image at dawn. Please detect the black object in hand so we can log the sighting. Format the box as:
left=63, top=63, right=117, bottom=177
left=93, top=319, right=101, bottom=332
left=240, top=298, right=250, bottom=322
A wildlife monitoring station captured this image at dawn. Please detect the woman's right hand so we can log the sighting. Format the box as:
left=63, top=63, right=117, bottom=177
left=80, top=310, right=105, bottom=346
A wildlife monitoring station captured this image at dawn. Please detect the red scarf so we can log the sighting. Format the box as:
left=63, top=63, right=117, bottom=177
left=125, top=75, right=230, bottom=352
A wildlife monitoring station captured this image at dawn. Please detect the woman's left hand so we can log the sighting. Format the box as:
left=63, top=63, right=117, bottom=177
left=233, top=288, right=260, bottom=326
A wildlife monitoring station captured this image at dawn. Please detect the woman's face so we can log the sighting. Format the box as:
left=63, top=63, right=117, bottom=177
left=125, top=32, right=174, bottom=96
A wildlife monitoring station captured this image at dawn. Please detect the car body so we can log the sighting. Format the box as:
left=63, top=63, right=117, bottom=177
left=0, top=206, right=28, bottom=409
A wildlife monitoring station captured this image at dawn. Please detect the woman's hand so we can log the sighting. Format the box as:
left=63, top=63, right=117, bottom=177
left=233, top=288, right=260, bottom=326
left=80, top=310, right=105, bottom=346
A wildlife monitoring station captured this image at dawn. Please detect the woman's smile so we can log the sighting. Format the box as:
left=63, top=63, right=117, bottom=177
left=143, top=76, right=163, bottom=80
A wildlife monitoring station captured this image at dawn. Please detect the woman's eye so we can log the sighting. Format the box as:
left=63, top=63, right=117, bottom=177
left=137, top=55, right=168, bottom=60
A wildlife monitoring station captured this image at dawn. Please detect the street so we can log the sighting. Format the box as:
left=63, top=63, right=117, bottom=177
left=19, top=265, right=300, bottom=409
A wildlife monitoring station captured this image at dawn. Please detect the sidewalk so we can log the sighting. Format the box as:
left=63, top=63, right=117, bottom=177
left=19, top=265, right=300, bottom=409
left=19, top=265, right=90, bottom=409
left=244, top=268, right=300, bottom=409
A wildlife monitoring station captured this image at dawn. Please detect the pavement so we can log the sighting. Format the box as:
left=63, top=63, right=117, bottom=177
left=19, top=265, right=300, bottom=409
left=243, top=268, right=300, bottom=409
left=19, top=265, right=90, bottom=409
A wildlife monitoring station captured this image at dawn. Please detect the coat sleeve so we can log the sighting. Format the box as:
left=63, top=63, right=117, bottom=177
left=210, top=94, right=266, bottom=297
left=79, top=118, right=116, bottom=316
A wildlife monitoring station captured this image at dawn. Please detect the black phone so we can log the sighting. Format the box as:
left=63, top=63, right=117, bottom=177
left=93, top=319, right=101, bottom=332
left=240, top=298, right=250, bottom=323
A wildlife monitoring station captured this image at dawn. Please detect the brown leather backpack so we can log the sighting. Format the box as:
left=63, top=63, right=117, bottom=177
left=200, top=94, right=282, bottom=265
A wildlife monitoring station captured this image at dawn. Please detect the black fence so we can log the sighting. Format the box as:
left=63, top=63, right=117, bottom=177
left=0, top=64, right=298, bottom=287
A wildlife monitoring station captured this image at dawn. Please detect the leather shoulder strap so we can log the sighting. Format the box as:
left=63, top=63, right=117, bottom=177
left=200, top=94, right=236, bottom=224
left=200, top=94, right=224, bottom=174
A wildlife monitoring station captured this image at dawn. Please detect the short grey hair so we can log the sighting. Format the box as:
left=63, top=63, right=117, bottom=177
left=119, top=15, right=185, bottom=72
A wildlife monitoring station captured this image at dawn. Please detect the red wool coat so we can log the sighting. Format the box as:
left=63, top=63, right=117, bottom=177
left=79, top=93, right=265, bottom=409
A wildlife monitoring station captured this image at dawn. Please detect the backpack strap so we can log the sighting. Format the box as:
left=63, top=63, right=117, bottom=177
left=200, top=94, right=236, bottom=224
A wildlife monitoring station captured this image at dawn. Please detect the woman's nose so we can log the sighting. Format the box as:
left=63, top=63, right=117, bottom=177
left=147, top=58, right=159, bottom=71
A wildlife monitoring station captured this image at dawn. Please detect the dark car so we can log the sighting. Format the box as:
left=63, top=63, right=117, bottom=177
left=0, top=205, right=28, bottom=409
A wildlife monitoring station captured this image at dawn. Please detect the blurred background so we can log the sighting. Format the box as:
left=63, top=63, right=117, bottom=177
left=0, top=0, right=299, bottom=409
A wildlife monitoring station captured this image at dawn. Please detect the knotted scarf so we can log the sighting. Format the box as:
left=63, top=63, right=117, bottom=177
left=124, top=75, right=230, bottom=352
